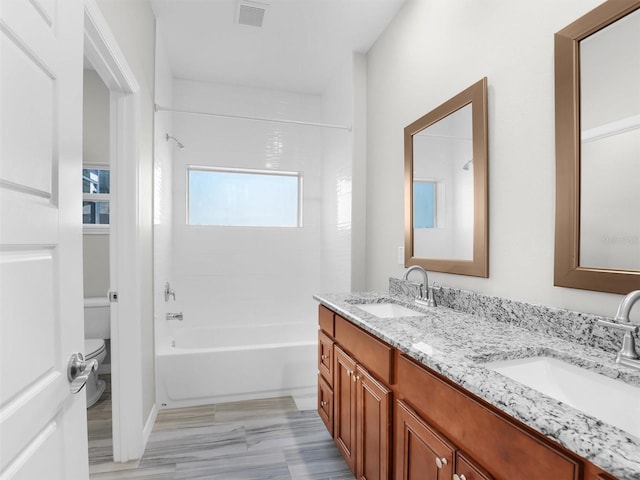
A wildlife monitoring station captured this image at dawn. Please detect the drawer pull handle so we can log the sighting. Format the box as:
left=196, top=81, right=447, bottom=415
left=453, top=475, right=466, bottom=480
left=435, top=457, right=447, bottom=469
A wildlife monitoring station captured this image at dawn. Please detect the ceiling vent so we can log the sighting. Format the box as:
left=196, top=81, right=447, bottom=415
left=236, top=0, right=268, bottom=28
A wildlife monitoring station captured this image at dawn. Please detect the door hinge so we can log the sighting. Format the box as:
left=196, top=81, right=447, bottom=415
left=109, top=291, right=118, bottom=303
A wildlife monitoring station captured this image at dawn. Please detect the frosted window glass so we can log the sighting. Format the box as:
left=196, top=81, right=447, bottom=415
left=188, top=168, right=301, bottom=227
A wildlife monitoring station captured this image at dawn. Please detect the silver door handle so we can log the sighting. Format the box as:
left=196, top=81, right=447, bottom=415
left=67, top=353, right=98, bottom=394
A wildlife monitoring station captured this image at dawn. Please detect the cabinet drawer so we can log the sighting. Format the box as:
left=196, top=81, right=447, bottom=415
left=397, top=354, right=581, bottom=480
left=334, top=315, right=393, bottom=384
left=318, top=374, right=334, bottom=435
left=319, top=305, right=335, bottom=337
left=318, top=330, right=334, bottom=386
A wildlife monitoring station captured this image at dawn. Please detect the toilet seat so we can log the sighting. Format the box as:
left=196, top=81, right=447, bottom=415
left=84, top=339, right=106, bottom=360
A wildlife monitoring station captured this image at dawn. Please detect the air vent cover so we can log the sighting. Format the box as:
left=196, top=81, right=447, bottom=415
left=236, top=1, right=268, bottom=28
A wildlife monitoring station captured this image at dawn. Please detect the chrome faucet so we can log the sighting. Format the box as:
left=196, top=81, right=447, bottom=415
left=597, top=290, right=640, bottom=370
left=403, top=265, right=436, bottom=307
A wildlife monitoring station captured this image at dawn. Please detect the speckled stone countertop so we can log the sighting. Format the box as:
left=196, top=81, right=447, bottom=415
left=314, top=288, right=640, bottom=480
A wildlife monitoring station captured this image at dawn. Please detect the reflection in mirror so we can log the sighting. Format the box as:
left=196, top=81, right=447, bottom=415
left=554, top=0, right=640, bottom=293
left=413, top=104, right=473, bottom=260
left=579, top=8, right=640, bottom=271
left=405, top=78, right=488, bottom=277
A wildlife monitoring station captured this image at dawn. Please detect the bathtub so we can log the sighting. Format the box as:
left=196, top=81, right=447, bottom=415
left=157, top=323, right=318, bottom=409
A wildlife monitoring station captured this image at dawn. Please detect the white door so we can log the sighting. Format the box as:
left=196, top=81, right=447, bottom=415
left=0, top=0, right=89, bottom=478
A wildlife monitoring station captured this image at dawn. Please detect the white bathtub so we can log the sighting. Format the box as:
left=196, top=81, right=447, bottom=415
left=157, top=323, right=318, bottom=409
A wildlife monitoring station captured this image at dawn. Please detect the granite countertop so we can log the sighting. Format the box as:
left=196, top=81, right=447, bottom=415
left=314, top=291, right=640, bottom=480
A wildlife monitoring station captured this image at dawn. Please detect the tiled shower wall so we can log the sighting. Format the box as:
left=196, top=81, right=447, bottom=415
left=168, top=75, right=353, bottom=330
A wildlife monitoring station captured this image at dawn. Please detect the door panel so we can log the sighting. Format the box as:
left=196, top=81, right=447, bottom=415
left=334, top=345, right=357, bottom=472
left=0, top=0, right=87, bottom=478
left=357, top=366, right=390, bottom=480
left=395, top=400, right=454, bottom=480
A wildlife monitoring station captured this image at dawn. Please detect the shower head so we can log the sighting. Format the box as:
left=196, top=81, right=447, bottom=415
left=166, top=133, right=184, bottom=151
left=462, top=159, right=473, bottom=171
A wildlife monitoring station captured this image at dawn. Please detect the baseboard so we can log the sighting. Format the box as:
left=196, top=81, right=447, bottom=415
left=142, top=403, right=158, bottom=451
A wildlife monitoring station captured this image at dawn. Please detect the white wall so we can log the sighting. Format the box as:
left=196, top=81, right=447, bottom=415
left=153, top=27, right=174, bottom=344
left=321, top=57, right=355, bottom=293
left=96, top=0, right=157, bottom=425
left=82, top=69, right=110, bottom=299
left=170, top=79, right=324, bottom=330
left=364, top=0, right=631, bottom=318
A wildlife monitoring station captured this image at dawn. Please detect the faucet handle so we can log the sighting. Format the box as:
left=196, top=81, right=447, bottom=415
left=597, top=319, right=638, bottom=333
left=598, top=319, right=639, bottom=361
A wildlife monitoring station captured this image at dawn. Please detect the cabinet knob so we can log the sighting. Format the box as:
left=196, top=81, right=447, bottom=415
left=353, top=375, right=359, bottom=382
left=320, top=401, right=327, bottom=406
left=453, top=475, right=466, bottom=480
left=435, top=457, right=448, bottom=469
left=321, top=354, right=328, bottom=360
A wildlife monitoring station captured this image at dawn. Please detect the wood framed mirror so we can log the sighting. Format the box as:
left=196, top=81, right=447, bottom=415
left=404, top=78, right=488, bottom=277
left=554, top=0, right=640, bottom=294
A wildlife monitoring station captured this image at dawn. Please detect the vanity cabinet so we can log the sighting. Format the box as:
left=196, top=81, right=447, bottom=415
left=396, top=353, right=581, bottom=480
left=395, top=400, right=491, bottom=480
left=395, top=400, right=454, bottom=480
left=317, top=306, right=391, bottom=480
left=316, top=304, right=620, bottom=480
left=335, top=345, right=391, bottom=480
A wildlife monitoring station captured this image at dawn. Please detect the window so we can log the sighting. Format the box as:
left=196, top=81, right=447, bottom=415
left=83, top=167, right=110, bottom=231
left=188, top=167, right=302, bottom=227
left=413, top=180, right=436, bottom=228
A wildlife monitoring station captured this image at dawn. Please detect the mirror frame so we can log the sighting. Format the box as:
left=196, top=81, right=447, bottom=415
left=554, top=0, right=640, bottom=294
left=404, top=77, right=489, bottom=277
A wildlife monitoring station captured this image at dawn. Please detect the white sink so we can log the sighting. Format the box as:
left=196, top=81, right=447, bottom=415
left=355, top=302, right=424, bottom=318
left=486, top=356, right=640, bottom=438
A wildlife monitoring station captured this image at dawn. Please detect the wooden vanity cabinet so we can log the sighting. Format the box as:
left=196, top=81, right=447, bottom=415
left=455, top=451, right=494, bottom=480
left=395, top=400, right=492, bottom=480
left=334, top=345, right=391, bottom=480
left=396, top=353, right=581, bottom=480
left=317, top=306, right=336, bottom=434
left=395, top=400, right=454, bottom=480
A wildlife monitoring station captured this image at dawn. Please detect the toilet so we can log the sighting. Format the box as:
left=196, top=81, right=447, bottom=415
left=84, top=297, right=110, bottom=408
left=84, top=338, right=107, bottom=407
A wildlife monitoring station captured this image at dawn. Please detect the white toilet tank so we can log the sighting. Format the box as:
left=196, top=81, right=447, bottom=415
left=84, top=297, right=110, bottom=339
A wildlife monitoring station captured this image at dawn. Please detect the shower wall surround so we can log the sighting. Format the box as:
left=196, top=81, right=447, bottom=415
left=169, top=73, right=354, bottom=330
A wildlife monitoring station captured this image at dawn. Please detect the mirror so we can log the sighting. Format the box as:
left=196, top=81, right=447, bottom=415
left=404, top=78, right=488, bottom=277
left=554, top=0, right=640, bottom=294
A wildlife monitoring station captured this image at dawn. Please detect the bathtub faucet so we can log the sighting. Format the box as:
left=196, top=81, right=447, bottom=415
left=166, top=312, right=183, bottom=321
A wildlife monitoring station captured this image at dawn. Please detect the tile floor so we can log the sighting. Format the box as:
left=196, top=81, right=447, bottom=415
left=87, top=376, right=353, bottom=479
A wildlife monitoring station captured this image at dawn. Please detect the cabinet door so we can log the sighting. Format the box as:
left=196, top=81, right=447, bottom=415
left=335, top=345, right=357, bottom=472
left=318, top=330, right=334, bottom=386
left=356, top=366, right=391, bottom=480
left=318, top=374, right=334, bottom=435
left=395, top=400, right=455, bottom=480
left=454, top=451, right=493, bottom=480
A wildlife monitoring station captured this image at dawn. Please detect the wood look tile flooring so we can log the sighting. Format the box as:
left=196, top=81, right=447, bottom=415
left=88, top=377, right=353, bottom=479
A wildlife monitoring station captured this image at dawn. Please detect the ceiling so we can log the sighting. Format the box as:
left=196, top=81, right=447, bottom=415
left=150, top=0, right=405, bottom=95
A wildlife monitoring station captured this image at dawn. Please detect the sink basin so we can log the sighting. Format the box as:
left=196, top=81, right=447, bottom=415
left=354, top=302, right=424, bottom=318
left=486, top=356, right=640, bottom=438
